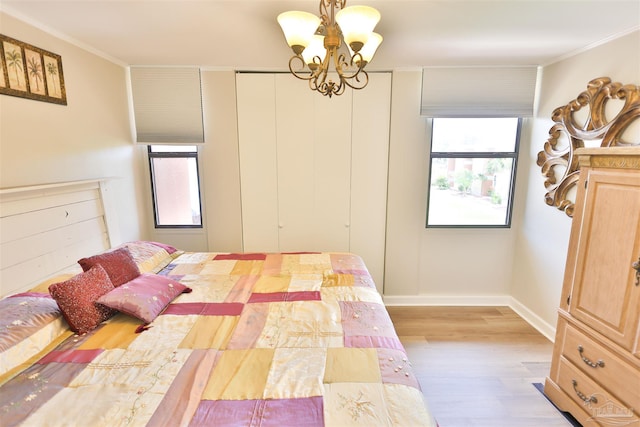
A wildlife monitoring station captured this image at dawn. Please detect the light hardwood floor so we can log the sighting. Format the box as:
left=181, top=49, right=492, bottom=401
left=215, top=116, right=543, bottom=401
left=387, top=306, right=576, bottom=427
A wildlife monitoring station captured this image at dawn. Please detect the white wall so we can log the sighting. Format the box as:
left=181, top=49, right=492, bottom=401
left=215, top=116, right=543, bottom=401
left=384, top=70, right=521, bottom=302
left=0, top=13, right=147, bottom=245
left=200, top=70, right=243, bottom=252
left=510, top=30, right=640, bottom=331
left=384, top=33, right=639, bottom=337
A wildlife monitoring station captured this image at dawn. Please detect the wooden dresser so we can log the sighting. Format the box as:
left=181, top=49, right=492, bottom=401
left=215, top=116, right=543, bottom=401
left=545, top=147, right=640, bottom=426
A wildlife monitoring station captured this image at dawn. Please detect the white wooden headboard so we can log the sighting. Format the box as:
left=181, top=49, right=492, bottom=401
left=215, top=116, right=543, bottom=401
left=0, top=179, right=117, bottom=298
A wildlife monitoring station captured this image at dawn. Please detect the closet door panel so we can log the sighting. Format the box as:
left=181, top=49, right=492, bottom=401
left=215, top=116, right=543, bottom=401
left=275, top=74, right=352, bottom=252
left=236, top=74, right=280, bottom=252
left=351, top=73, right=392, bottom=292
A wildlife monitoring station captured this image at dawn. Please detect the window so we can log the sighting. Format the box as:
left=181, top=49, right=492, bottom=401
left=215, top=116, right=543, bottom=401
left=148, top=145, right=202, bottom=228
left=426, top=118, right=521, bottom=227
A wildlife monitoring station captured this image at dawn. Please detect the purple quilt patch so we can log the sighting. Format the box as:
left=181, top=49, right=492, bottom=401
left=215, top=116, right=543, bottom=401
left=190, top=396, right=324, bottom=427
left=37, top=349, right=103, bottom=364
left=0, top=362, right=87, bottom=426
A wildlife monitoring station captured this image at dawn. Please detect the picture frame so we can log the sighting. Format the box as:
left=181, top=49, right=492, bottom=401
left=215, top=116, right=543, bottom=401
left=0, top=34, right=67, bottom=105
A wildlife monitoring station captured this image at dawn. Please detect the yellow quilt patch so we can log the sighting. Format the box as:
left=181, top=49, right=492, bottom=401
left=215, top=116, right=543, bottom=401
left=230, top=260, right=265, bottom=276
left=203, top=348, right=275, bottom=400
left=179, top=316, right=239, bottom=350
left=253, top=275, right=291, bottom=293
left=322, top=273, right=355, bottom=287
left=324, top=348, right=381, bottom=383
left=79, top=315, right=140, bottom=350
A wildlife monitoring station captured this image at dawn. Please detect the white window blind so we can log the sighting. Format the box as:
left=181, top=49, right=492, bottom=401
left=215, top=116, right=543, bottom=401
left=421, top=66, right=539, bottom=117
left=130, top=67, right=204, bottom=144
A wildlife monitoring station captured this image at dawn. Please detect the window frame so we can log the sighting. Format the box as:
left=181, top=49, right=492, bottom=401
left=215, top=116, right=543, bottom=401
left=425, top=117, right=522, bottom=229
left=147, top=145, right=203, bottom=229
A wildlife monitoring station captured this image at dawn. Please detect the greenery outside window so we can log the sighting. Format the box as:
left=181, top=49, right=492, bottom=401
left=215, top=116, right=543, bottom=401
left=426, top=118, right=521, bottom=227
left=148, top=145, right=203, bottom=228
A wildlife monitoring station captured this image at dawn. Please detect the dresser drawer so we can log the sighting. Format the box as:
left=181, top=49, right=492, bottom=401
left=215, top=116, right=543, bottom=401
left=556, top=357, right=638, bottom=425
left=561, top=322, right=640, bottom=411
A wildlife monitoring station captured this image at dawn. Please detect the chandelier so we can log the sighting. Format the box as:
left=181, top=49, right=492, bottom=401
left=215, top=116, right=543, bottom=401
left=277, top=0, right=382, bottom=97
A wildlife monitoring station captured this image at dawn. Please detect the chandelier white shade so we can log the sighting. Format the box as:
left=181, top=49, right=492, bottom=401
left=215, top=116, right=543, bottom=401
left=348, top=32, right=382, bottom=65
left=277, top=11, right=321, bottom=54
left=335, top=6, right=380, bottom=51
left=301, top=34, right=328, bottom=67
left=277, top=0, right=382, bottom=97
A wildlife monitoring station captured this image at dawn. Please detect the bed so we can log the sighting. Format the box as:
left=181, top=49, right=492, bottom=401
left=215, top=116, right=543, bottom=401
left=0, top=181, right=437, bottom=426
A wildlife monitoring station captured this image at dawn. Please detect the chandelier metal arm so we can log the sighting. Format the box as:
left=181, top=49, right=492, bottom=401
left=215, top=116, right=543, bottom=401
left=288, top=55, right=317, bottom=82
left=287, top=49, right=369, bottom=97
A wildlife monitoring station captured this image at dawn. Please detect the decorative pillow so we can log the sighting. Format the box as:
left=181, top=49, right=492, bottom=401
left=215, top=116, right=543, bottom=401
left=49, top=265, right=117, bottom=334
left=116, top=241, right=181, bottom=274
left=96, top=274, right=191, bottom=324
left=148, top=241, right=177, bottom=254
left=0, top=293, right=68, bottom=376
left=78, top=247, right=140, bottom=287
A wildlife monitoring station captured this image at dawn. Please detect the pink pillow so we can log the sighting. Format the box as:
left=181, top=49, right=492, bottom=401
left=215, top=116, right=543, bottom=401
left=49, top=265, right=117, bottom=334
left=96, top=274, right=191, bottom=324
left=148, top=241, right=177, bottom=254
left=78, top=247, right=140, bottom=287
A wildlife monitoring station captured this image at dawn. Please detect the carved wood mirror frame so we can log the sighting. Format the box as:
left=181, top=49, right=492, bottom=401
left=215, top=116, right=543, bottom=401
left=536, top=77, right=640, bottom=217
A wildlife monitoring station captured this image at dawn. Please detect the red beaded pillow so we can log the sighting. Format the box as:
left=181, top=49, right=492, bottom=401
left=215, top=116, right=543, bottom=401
left=78, top=247, right=140, bottom=287
left=49, top=265, right=116, bottom=334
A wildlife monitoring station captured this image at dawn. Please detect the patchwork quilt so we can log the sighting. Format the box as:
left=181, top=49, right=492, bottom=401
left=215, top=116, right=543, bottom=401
left=0, top=252, right=437, bottom=426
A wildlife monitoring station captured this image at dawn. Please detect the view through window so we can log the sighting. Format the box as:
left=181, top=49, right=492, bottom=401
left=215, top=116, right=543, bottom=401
left=426, top=118, right=521, bottom=227
left=148, top=145, right=202, bottom=228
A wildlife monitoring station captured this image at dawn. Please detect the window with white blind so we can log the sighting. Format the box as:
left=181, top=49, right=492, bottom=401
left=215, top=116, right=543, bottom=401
left=130, top=67, right=204, bottom=144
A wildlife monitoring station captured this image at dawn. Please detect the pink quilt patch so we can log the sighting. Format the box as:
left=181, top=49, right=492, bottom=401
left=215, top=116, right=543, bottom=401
left=214, top=253, right=267, bottom=261
left=339, top=301, right=395, bottom=337
left=344, top=335, right=404, bottom=350
left=38, top=349, right=103, bottom=364
left=330, top=253, right=366, bottom=271
left=247, top=291, right=321, bottom=303
left=162, top=302, right=244, bottom=316
left=376, top=347, right=421, bottom=389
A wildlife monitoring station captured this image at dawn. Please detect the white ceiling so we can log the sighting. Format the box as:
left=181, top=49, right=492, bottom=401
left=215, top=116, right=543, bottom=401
left=1, top=0, right=639, bottom=70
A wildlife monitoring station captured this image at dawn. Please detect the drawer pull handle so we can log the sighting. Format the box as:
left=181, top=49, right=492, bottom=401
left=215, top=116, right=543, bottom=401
left=578, top=345, right=605, bottom=368
left=572, top=380, right=598, bottom=404
left=633, top=257, right=640, bottom=286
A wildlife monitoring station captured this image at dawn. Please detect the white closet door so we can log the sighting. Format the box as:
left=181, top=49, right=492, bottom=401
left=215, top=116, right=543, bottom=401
left=350, top=73, right=392, bottom=293
left=236, top=73, right=280, bottom=252
left=275, top=74, right=352, bottom=252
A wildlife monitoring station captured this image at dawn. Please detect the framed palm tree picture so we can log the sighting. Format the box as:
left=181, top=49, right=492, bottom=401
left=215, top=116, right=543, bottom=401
left=0, top=34, right=66, bottom=105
